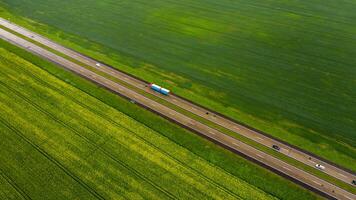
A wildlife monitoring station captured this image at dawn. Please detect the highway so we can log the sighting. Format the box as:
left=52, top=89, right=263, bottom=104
left=0, top=24, right=355, bottom=200
left=0, top=17, right=354, bottom=187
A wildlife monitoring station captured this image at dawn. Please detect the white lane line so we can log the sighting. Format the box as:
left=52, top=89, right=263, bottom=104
left=187, top=121, right=195, bottom=126
left=208, top=130, right=216, bottom=135
left=282, top=166, right=291, bottom=171
left=233, top=142, right=239, bottom=146
left=169, top=112, right=175, bottom=116
left=312, top=181, right=321, bottom=185
left=343, top=195, right=352, bottom=200
left=256, top=154, right=264, bottom=158
left=256, top=137, right=263, bottom=140
left=338, top=173, right=347, bottom=178
left=308, top=159, right=316, bottom=163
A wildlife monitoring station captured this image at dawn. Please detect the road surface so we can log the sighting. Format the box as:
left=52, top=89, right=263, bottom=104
left=0, top=26, right=355, bottom=200
left=0, top=17, right=354, bottom=187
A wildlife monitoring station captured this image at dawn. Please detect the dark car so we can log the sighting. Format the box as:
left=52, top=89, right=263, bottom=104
left=352, top=180, right=356, bottom=185
left=272, top=145, right=280, bottom=151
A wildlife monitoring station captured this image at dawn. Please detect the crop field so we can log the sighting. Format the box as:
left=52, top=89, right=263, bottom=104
left=0, top=0, right=354, bottom=170
left=0, top=40, right=321, bottom=199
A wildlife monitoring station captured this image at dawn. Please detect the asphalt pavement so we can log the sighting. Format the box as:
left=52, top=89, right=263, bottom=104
left=0, top=23, right=355, bottom=200
left=0, top=17, right=354, bottom=186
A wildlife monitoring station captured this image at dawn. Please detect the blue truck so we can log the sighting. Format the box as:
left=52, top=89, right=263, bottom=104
left=149, top=83, right=170, bottom=95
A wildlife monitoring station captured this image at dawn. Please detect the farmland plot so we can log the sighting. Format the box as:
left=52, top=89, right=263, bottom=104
left=0, top=43, right=320, bottom=199
left=0, top=0, right=354, bottom=170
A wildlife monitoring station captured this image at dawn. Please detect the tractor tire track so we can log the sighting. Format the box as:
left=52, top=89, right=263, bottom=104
left=0, top=169, right=32, bottom=200
left=0, top=80, right=177, bottom=200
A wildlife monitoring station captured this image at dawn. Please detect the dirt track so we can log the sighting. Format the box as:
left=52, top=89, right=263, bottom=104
left=0, top=22, right=355, bottom=199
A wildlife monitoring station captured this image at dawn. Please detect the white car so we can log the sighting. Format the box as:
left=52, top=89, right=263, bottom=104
left=315, top=164, right=325, bottom=170
left=96, top=63, right=101, bottom=67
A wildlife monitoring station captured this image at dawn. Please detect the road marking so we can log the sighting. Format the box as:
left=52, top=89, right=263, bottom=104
left=188, top=121, right=196, bottom=126
left=256, top=154, right=264, bottom=158
left=338, top=173, right=347, bottom=178
left=208, top=130, right=216, bottom=135
left=282, top=166, right=291, bottom=171
left=169, top=112, right=175, bottom=116
left=4, top=21, right=355, bottom=197
left=256, top=137, right=263, bottom=141
left=312, top=181, right=321, bottom=185
left=343, top=195, right=352, bottom=200
left=233, top=142, right=239, bottom=146
left=309, top=159, right=316, bottom=164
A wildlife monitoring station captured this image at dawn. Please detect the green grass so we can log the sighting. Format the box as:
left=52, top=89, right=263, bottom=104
left=1, top=24, right=354, bottom=194
left=0, top=39, right=321, bottom=199
left=0, top=171, right=27, bottom=200
left=0, top=0, right=354, bottom=171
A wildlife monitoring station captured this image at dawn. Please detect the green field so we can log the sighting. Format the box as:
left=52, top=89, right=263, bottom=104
left=0, top=0, right=354, bottom=170
left=0, top=40, right=321, bottom=199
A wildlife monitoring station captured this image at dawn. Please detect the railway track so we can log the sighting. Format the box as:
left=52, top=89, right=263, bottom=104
left=0, top=22, right=355, bottom=199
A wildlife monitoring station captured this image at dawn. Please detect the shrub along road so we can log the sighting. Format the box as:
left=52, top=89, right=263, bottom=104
left=0, top=24, right=354, bottom=199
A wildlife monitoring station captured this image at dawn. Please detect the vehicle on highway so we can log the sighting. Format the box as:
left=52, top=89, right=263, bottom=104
left=315, top=164, right=325, bottom=170
left=149, top=83, right=170, bottom=95
left=96, top=63, right=101, bottom=67
left=352, top=180, right=356, bottom=185
left=272, top=145, right=280, bottom=151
